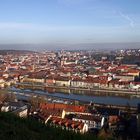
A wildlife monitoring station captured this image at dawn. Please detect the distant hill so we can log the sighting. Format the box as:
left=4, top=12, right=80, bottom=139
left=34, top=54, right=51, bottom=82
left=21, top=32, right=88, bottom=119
left=0, top=50, right=34, bottom=55
left=0, top=112, right=98, bottom=140
left=0, top=42, right=140, bottom=51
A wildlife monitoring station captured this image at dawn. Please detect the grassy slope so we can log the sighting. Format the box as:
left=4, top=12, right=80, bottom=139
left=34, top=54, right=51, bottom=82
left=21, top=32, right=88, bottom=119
left=0, top=112, right=100, bottom=140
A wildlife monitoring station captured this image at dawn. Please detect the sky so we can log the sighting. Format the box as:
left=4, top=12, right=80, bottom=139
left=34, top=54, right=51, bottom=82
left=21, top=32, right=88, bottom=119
left=0, top=0, right=140, bottom=49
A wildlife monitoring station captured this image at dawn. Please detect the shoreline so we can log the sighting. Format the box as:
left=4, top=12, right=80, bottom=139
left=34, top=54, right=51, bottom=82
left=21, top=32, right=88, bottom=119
left=8, top=87, right=138, bottom=112
left=48, top=85, right=140, bottom=95
left=15, top=83, right=140, bottom=96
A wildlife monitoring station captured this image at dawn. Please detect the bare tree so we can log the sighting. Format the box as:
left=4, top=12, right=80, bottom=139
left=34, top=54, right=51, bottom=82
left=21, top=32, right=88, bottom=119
left=4, top=93, right=17, bottom=102
left=29, top=95, right=46, bottom=111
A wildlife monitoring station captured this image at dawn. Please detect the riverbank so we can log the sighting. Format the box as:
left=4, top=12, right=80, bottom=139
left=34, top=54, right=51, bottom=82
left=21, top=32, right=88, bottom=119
left=7, top=87, right=138, bottom=113
left=48, top=85, right=140, bottom=95
left=15, top=82, right=140, bottom=96
left=8, top=84, right=140, bottom=108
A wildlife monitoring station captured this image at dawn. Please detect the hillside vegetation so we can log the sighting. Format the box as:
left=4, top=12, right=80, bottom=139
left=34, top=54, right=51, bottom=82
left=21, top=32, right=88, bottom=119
left=0, top=112, right=100, bottom=140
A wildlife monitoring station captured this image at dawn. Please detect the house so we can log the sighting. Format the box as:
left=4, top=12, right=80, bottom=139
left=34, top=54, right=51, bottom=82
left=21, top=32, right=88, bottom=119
left=1, top=104, right=9, bottom=112
left=22, top=77, right=43, bottom=84
left=45, top=76, right=55, bottom=86
left=40, top=103, right=87, bottom=113
left=62, top=60, right=78, bottom=65
left=32, top=106, right=89, bottom=134
left=119, top=81, right=131, bottom=89
left=1, top=101, right=28, bottom=117
left=12, top=105, right=28, bottom=117
left=114, top=75, right=134, bottom=81
left=40, top=103, right=88, bottom=120
left=72, top=114, right=102, bottom=130
left=108, top=115, right=120, bottom=130
left=54, top=76, right=71, bottom=87
left=86, top=76, right=109, bottom=89
left=38, top=108, right=63, bottom=119
left=0, top=77, right=5, bottom=88
left=116, top=65, right=129, bottom=72
left=130, top=82, right=140, bottom=90
left=71, top=78, right=85, bottom=88
left=47, top=116, right=88, bottom=133
left=127, top=69, right=140, bottom=76
left=22, top=71, right=46, bottom=84
left=108, top=79, right=120, bottom=89
left=99, top=76, right=109, bottom=88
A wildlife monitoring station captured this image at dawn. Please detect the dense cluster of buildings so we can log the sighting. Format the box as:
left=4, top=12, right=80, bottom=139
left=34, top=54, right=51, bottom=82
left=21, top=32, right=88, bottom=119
left=0, top=49, right=140, bottom=91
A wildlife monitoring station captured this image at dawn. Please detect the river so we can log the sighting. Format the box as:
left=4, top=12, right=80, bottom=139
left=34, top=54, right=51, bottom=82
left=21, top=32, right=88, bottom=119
left=8, top=87, right=140, bottom=107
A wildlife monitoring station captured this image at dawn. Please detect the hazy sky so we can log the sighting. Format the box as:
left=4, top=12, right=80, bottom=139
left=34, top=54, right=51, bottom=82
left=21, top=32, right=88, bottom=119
left=0, top=0, right=140, bottom=46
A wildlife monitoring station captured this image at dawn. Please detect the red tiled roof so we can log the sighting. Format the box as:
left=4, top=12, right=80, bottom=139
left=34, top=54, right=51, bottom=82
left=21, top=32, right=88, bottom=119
left=109, top=79, right=120, bottom=84
left=54, top=76, right=70, bottom=81
left=117, top=65, right=129, bottom=70
left=40, top=103, right=86, bottom=113
left=37, top=109, right=62, bottom=121
left=130, top=82, right=140, bottom=85
left=109, top=115, right=120, bottom=124
left=74, top=114, right=101, bottom=122
left=49, top=116, right=85, bottom=130
left=128, top=69, right=140, bottom=73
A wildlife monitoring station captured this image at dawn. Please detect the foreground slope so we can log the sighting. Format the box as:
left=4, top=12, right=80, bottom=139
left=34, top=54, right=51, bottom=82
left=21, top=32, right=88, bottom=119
left=0, top=112, right=99, bottom=140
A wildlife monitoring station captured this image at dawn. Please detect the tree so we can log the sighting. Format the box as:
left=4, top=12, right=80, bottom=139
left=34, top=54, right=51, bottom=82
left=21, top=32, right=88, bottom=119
left=4, top=93, right=17, bottom=102
left=125, top=102, right=131, bottom=117
left=0, top=93, right=6, bottom=103
left=29, top=95, right=46, bottom=111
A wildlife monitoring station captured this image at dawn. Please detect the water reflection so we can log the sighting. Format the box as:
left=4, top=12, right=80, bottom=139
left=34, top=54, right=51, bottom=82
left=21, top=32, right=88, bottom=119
left=9, top=87, right=140, bottom=107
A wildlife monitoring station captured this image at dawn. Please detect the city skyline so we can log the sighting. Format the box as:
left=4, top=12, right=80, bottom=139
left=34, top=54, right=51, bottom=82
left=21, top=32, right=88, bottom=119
left=0, top=0, right=140, bottom=49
